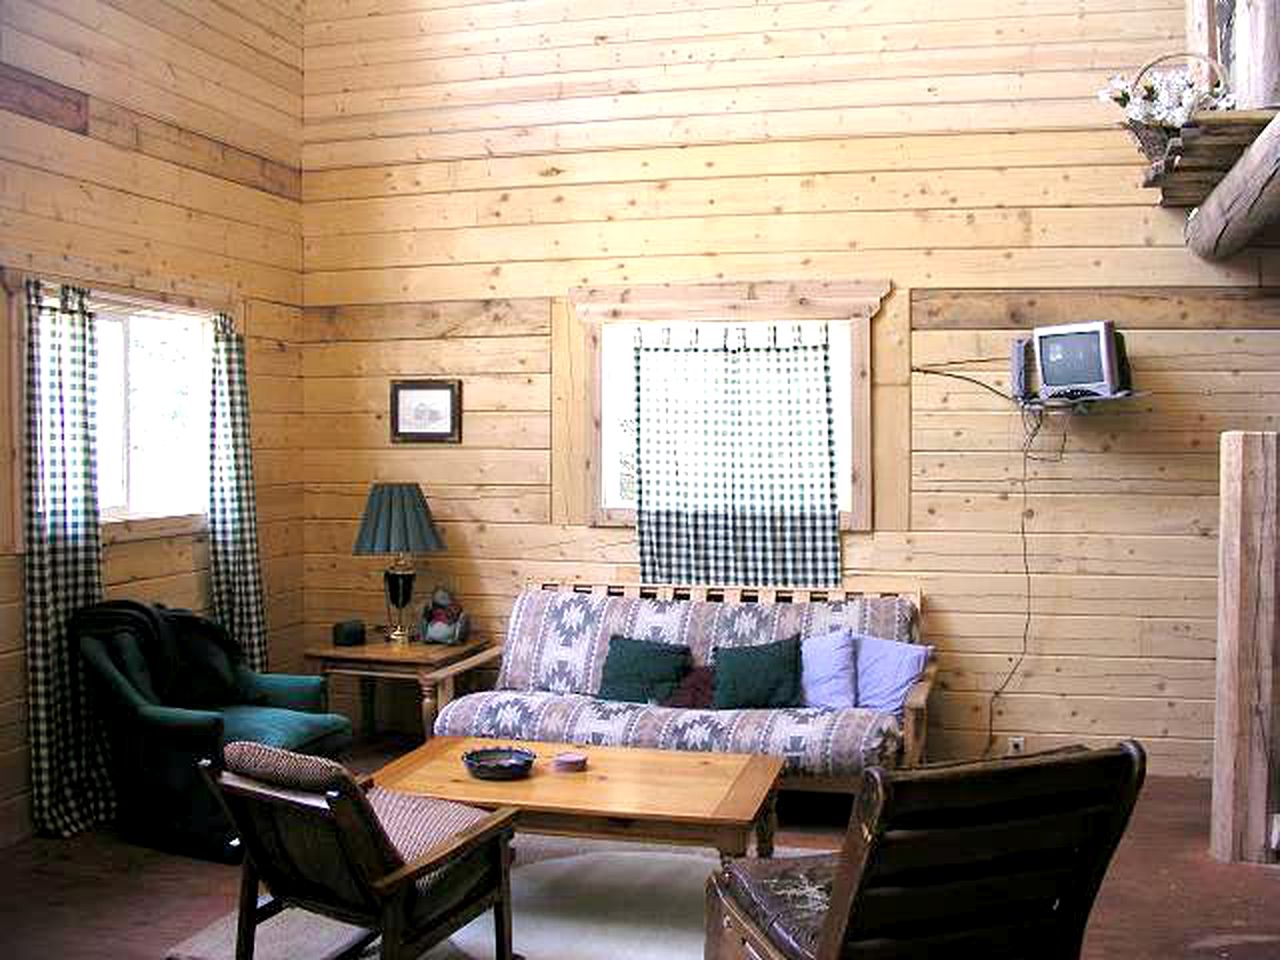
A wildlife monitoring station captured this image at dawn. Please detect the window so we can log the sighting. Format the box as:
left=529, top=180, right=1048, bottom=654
left=562, top=280, right=886, bottom=533
left=94, top=301, right=212, bottom=522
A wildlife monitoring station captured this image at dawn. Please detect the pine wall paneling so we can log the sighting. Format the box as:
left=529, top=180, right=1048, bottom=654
left=0, top=0, right=303, bottom=844
left=300, top=0, right=1280, bottom=771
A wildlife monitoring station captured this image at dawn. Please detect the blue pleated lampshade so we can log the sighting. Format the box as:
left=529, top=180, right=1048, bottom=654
left=352, top=483, right=445, bottom=555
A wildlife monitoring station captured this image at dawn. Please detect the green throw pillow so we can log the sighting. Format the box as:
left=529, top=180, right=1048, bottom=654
left=598, top=635, right=692, bottom=704
left=713, top=636, right=802, bottom=709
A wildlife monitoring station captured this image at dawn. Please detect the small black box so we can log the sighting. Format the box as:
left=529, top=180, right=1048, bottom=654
left=332, top=620, right=366, bottom=647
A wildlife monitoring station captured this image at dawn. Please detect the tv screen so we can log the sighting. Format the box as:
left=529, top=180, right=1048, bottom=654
left=1040, top=331, right=1104, bottom=386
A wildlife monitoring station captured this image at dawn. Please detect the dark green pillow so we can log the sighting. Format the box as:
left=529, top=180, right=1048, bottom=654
left=713, top=636, right=802, bottom=709
left=598, top=635, right=692, bottom=704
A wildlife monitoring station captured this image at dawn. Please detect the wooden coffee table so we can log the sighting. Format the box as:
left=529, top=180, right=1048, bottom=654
left=374, top=736, right=784, bottom=862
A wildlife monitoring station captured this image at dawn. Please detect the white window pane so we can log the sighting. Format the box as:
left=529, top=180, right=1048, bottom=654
left=126, top=313, right=210, bottom=518
left=95, top=318, right=127, bottom=513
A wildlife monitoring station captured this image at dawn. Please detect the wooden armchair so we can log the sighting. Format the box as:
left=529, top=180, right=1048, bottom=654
left=707, top=740, right=1146, bottom=960
left=201, top=742, right=517, bottom=960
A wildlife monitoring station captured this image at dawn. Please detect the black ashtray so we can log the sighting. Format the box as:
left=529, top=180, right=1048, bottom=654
left=462, top=746, right=536, bottom=781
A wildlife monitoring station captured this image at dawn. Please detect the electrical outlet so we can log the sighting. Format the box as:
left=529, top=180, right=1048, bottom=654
left=1007, top=736, right=1026, bottom=756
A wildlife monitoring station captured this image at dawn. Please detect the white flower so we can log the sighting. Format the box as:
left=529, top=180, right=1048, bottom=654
left=1097, top=64, right=1232, bottom=130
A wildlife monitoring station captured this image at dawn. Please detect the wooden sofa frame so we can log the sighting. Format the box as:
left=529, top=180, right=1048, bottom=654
left=424, top=580, right=936, bottom=791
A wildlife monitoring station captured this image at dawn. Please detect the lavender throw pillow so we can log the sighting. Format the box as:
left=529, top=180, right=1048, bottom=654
left=800, top=628, right=857, bottom=709
left=854, top=632, right=932, bottom=717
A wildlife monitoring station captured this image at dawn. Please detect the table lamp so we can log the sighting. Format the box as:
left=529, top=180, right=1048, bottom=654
left=352, top=483, right=445, bottom=645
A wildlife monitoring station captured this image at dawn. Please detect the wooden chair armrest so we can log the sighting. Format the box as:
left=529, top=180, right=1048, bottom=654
left=422, top=645, right=505, bottom=685
left=371, top=807, right=518, bottom=898
left=901, top=658, right=937, bottom=767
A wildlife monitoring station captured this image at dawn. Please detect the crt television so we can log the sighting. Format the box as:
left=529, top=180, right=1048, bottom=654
left=1032, top=320, right=1127, bottom=402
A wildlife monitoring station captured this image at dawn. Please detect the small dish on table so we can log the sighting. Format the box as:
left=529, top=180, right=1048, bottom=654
left=461, top=745, right=536, bottom=780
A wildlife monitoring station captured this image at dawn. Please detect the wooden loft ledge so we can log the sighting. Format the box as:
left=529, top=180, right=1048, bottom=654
left=1173, top=0, right=1280, bottom=257
left=1184, top=110, right=1280, bottom=259
left=1143, top=109, right=1278, bottom=208
left=1139, top=108, right=1280, bottom=259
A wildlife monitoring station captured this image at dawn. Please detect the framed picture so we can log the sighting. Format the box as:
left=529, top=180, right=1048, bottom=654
left=390, top=379, right=462, bottom=443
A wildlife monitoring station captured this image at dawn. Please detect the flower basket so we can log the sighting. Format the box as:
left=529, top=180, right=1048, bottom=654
left=1100, top=53, right=1231, bottom=161
left=1125, top=119, right=1173, bottom=162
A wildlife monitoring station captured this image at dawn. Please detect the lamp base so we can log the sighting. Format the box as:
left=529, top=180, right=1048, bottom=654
left=384, top=567, right=417, bottom=646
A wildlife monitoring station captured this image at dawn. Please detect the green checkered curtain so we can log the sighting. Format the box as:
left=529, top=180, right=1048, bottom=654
left=209, top=315, right=268, bottom=670
left=635, top=324, right=841, bottom=586
left=23, top=281, right=113, bottom=836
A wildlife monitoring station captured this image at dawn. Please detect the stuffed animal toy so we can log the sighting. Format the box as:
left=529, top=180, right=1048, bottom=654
left=420, top=586, right=470, bottom=645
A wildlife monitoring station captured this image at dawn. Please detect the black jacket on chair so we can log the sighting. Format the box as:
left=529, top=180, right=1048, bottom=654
left=73, top=600, right=352, bottom=860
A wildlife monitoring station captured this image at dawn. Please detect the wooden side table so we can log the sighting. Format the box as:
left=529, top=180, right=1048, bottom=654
left=304, top=639, right=492, bottom=737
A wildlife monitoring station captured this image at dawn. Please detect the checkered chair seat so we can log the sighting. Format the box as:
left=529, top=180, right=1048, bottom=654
left=367, top=788, right=490, bottom=893
left=434, top=690, right=901, bottom=781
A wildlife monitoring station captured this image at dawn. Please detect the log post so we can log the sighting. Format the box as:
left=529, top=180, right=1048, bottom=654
left=1212, top=432, right=1280, bottom=864
left=1185, top=1, right=1222, bottom=86
left=1233, top=0, right=1280, bottom=108
left=1185, top=111, right=1280, bottom=258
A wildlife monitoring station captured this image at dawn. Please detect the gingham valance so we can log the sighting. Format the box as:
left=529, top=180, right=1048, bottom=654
left=635, top=324, right=841, bottom=586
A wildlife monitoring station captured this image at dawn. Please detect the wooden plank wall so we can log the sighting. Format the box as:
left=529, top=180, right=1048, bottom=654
left=301, top=0, right=1279, bottom=773
left=0, top=0, right=304, bottom=845
left=905, top=288, right=1280, bottom=774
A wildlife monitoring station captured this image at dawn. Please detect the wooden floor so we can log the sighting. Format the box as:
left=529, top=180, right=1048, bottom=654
left=0, top=750, right=1277, bottom=959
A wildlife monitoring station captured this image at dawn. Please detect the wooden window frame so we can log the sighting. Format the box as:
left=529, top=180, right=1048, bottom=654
left=563, top=281, right=888, bottom=533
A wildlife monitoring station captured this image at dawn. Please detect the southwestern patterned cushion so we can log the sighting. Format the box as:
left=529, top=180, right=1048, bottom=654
left=496, top=590, right=917, bottom=697
left=434, top=690, right=902, bottom=780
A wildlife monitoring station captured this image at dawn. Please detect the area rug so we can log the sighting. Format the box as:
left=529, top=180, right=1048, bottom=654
left=166, top=837, right=739, bottom=960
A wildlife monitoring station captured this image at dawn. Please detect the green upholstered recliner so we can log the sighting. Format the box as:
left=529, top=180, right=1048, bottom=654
left=73, top=600, right=353, bottom=861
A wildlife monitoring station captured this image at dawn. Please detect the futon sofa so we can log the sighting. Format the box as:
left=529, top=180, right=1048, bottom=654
left=433, top=584, right=933, bottom=790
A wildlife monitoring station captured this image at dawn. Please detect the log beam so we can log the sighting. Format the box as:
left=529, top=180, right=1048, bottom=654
left=1185, top=111, right=1280, bottom=258
left=1212, top=432, right=1280, bottom=864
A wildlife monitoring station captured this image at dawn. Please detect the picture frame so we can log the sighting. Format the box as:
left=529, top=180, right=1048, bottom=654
left=390, top=379, right=462, bottom=443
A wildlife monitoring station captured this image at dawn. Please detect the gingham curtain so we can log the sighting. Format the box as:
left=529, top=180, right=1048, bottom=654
left=209, top=314, right=268, bottom=670
left=23, top=280, right=114, bottom=835
left=635, top=324, right=841, bottom=586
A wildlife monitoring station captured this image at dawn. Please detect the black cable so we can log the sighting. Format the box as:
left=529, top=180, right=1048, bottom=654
left=984, top=407, right=1049, bottom=757
left=913, top=359, right=1063, bottom=758
left=1022, top=404, right=1068, bottom=463
left=911, top=356, right=1008, bottom=368
left=911, top=365, right=1014, bottom=403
